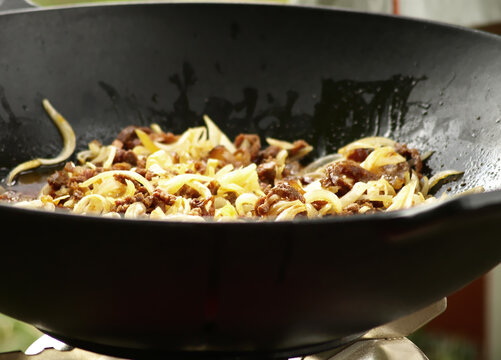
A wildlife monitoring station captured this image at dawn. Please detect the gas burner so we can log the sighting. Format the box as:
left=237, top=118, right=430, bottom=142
left=0, top=299, right=445, bottom=360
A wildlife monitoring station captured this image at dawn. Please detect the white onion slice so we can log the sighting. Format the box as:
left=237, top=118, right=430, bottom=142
left=7, top=99, right=76, bottom=185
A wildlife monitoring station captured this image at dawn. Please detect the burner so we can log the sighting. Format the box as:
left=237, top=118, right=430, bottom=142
left=0, top=299, right=445, bottom=360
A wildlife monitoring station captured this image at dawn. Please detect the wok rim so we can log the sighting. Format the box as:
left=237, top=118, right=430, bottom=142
left=0, top=0, right=500, bottom=43
left=0, top=188, right=499, bottom=227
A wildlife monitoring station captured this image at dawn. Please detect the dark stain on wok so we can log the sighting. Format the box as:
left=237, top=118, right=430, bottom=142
left=98, top=64, right=425, bottom=159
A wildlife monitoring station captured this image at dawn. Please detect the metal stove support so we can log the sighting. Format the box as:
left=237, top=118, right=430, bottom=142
left=301, top=298, right=447, bottom=360
left=303, top=338, right=428, bottom=360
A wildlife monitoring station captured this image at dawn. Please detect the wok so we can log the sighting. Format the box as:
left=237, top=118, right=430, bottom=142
left=0, top=2, right=501, bottom=359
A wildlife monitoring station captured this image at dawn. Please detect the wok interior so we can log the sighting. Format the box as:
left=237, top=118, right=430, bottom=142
left=1, top=3, right=501, bottom=357
left=0, top=3, right=501, bottom=196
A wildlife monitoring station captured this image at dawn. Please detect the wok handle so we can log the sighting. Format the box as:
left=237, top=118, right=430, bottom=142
left=0, top=0, right=35, bottom=12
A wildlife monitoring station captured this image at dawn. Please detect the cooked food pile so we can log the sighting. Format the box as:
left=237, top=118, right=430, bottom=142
left=0, top=102, right=462, bottom=221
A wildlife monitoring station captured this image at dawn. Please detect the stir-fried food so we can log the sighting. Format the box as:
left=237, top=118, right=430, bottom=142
left=0, top=102, right=463, bottom=221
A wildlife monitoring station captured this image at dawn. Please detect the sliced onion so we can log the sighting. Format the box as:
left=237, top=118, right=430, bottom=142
left=7, top=99, right=76, bottom=185
left=80, top=170, right=155, bottom=194
left=204, top=115, right=236, bottom=153
left=135, top=128, right=160, bottom=153
left=338, top=136, right=396, bottom=156
left=428, top=170, right=463, bottom=191
left=266, top=137, right=295, bottom=150
left=340, top=182, right=369, bottom=208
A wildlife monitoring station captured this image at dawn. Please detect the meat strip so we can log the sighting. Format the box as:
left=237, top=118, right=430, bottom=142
left=379, top=162, right=410, bottom=190
left=257, top=161, right=276, bottom=186
left=321, top=160, right=378, bottom=196
left=114, top=149, right=139, bottom=166
left=234, top=134, right=261, bottom=161
left=115, top=126, right=151, bottom=150
left=345, top=148, right=370, bottom=163
left=115, top=189, right=176, bottom=214
left=394, top=142, right=423, bottom=175
left=255, top=182, right=305, bottom=216
left=288, top=140, right=310, bottom=158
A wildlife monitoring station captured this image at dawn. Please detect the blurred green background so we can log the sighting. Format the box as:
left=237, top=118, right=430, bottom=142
left=0, top=314, right=41, bottom=353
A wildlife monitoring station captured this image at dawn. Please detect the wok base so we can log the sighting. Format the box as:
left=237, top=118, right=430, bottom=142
left=40, top=331, right=361, bottom=360
left=26, top=299, right=445, bottom=360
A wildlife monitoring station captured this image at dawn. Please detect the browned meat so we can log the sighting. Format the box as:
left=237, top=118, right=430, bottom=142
left=256, top=145, right=281, bottom=164
left=116, top=126, right=152, bottom=150
left=207, top=180, right=219, bottom=195
left=287, top=179, right=305, bottom=195
left=115, top=125, right=176, bottom=150
left=115, top=189, right=176, bottom=214
left=150, top=131, right=178, bottom=144
left=288, top=140, right=310, bottom=157
left=342, top=201, right=379, bottom=215
left=114, top=195, right=137, bottom=213
left=134, top=168, right=155, bottom=181
left=111, top=139, right=124, bottom=149
left=68, top=165, right=99, bottom=185
left=311, top=200, right=328, bottom=211
left=235, top=134, right=261, bottom=161
left=208, top=145, right=234, bottom=165
left=176, top=184, right=203, bottom=199
left=345, top=148, right=370, bottom=162
left=233, top=150, right=252, bottom=167
left=170, top=151, right=180, bottom=164
left=113, top=173, right=132, bottom=185
left=111, top=162, right=133, bottom=171
left=44, top=163, right=99, bottom=204
left=257, top=161, right=276, bottom=185
left=269, top=182, right=305, bottom=202
left=208, top=144, right=257, bottom=168
left=223, top=191, right=238, bottom=205
left=114, top=149, right=138, bottom=166
left=342, top=202, right=360, bottom=214
left=255, top=182, right=305, bottom=216
left=47, top=169, right=69, bottom=191
left=253, top=197, right=268, bottom=216
left=190, top=198, right=215, bottom=217
left=282, top=161, right=302, bottom=179
left=379, top=162, right=410, bottom=190
left=321, top=160, right=378, bottom=196
left=394, top=142, right=422, bottom=175
left=152, top=189, right=177, bottom=207
left=193, top=160, right=207, bottom=174
left=137, top=157, right=147, bottom=169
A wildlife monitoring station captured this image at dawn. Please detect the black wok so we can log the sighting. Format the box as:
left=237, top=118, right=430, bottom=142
left=0, top=2, right=501, bottom=359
